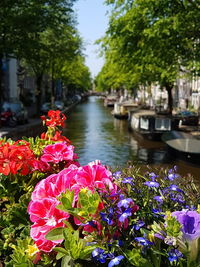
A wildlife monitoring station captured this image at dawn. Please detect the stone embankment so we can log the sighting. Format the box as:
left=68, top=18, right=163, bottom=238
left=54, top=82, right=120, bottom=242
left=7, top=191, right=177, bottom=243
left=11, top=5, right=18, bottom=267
left=0, top=100, right=81, bottom=140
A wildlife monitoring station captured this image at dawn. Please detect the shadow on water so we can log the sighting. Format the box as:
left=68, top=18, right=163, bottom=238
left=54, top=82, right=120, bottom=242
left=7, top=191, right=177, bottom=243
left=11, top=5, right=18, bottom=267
left=63, top=96, right=200, bottom=181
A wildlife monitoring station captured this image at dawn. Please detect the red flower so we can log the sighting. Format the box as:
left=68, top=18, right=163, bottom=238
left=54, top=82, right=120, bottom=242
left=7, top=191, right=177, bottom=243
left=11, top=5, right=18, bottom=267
left=0, top=141, right=36, bottom=175
left=40, top=131, right=71, bottom=144
left=41, top=110, right=66, bottom=128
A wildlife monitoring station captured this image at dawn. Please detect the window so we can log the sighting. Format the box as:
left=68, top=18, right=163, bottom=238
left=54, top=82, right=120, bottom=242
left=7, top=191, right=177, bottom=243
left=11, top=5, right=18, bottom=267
left=140, top=117, right=149, bottom=130
left=155, top=118, right=171, bottom=131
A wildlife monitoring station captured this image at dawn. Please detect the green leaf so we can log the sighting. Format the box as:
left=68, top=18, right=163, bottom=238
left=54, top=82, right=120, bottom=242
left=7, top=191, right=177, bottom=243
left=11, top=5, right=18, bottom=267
left=61, top=255, right=74, bottom=267
left=45, top=227, right=64, bottom=241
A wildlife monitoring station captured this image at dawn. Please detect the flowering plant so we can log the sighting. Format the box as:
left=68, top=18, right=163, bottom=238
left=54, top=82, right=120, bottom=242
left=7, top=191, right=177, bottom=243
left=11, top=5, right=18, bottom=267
left=0, top=110, right=200, bottom=267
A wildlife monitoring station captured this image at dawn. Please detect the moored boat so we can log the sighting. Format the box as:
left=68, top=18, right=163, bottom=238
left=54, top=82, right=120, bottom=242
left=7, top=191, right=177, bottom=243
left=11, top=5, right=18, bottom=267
left=161, top=130, right=200, bottom=165
left=128, top=110, right=179, bottom=141
left=104, top=95, right=118, bottom=107
left=113, top=102, right=139, bottom=119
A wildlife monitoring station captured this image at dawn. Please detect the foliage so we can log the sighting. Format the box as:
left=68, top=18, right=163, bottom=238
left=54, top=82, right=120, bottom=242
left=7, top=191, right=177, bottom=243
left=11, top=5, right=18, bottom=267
left=0, top=111, right=200, bottom=266
left=97, top=0, right=200, bottom=112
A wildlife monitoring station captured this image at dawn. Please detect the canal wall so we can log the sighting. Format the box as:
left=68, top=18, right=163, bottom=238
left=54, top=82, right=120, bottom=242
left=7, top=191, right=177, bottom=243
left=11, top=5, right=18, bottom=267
left=0, top=99, right=83, bottom=140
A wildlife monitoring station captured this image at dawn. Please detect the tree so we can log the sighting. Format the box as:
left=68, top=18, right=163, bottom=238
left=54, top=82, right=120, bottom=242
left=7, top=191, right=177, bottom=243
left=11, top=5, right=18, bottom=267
left=0, top=0, right=78, bottom=113
left=61, top=55, right=92, bottom=94
left=101, top=0, right=200, bottom=113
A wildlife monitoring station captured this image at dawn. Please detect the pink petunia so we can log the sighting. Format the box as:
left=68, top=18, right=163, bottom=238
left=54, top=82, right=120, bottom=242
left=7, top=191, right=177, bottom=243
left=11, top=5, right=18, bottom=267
left=41, top=142, right=75, bottom=164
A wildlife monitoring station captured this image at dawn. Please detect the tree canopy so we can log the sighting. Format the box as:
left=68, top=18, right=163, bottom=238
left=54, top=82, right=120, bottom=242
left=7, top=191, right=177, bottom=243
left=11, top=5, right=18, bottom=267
left=97, top=0, right=200, bottom=113
left=0, top=0, right=92, bottom=111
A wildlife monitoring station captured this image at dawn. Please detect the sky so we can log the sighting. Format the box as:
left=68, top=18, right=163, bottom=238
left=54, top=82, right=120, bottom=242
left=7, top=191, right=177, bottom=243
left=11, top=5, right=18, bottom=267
left=74, top=0, right=109, bottom=78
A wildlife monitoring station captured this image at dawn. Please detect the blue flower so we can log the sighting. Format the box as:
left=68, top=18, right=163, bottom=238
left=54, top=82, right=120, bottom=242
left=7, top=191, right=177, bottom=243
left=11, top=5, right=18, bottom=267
left=170, top=193, right=185, bottom=204
left=148, top=172, right=158, bottom=180
left=154, top=195, right=163, bottom=203
left=169, top=185, right=183, bottom=193
left=144, top=181, right=160, bottom=188
left=152, top=208, right=164, bottom=217
left=135, top=237, right=153, bottom=246
left=132, top=220, right=145, bottom=231
left=122, top=177, right=134, bottom=184
left=100, top=212, right=113, bottom=225
left=108, top=255, right=124, bottom=267
left=92, top=248, right=108, bottom=263
left=113, top=171, right=121, bottom=178
left=118, top=208, right=132, bottom=223
left=117, top=198, right=133, bottom=209
left=167, top=173, right=179, bottom=181
left=168, top=249, right=183, bottom=262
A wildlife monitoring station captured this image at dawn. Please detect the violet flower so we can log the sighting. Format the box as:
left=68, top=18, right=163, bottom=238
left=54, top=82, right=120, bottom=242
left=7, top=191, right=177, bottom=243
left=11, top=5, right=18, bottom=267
left=92, top=248, right=108, bottom=263
left=118, top=208, right=132, bottom=223
left=135, top=237, right=153, bottom=247
left=144, top=181, right=160, bottom=188
left=108, top=255, right=124, bottom=267
left=122, top=177, right=134, bottom=184
left=171, top=210, right=200, bottom=241
left=117, top=198, right=133, bottom=209
left=168, top=249, right=183, bottom=262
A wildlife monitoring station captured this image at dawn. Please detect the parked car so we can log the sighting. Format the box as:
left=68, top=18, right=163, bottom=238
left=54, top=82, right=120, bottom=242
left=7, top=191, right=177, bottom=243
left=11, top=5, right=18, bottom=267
left=55, top=100, right=64, bottom=111
left=1, top=101, right=28, bottom=124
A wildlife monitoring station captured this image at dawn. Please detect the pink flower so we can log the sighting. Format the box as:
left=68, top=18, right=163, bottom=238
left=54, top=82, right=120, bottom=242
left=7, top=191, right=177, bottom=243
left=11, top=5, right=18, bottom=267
left=32, top=159, right=51, bottom=172
left=28, top=161, right=117, bottom=252
left=41, top=142, right=75, bottom=164
left=28, top=198, right=69, bottom=252
left=31, top=165, right=78, bottom=202
left=72, top=161, right=115, bottom=193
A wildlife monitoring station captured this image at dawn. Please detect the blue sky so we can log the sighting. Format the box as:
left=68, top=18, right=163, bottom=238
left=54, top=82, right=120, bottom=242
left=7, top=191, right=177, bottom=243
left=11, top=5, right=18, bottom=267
left=74, top=0, right=109, bottom=78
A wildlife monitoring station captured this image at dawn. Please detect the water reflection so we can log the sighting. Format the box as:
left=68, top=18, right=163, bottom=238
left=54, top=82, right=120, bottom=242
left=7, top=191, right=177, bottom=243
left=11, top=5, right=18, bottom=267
left=63, top=96, right=200, bottom=180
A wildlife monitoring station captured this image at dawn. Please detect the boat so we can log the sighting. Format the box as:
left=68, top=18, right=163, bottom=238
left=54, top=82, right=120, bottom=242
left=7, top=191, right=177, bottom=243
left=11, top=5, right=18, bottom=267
left=162, top=131, right=200, bottom=165
left=113, top=102, right=139, bottom=119
left=104, top=95, right=118, bottom=107
left=128, top=110, right=179, bottom=141
left=174, top=110, right=199, bottom=126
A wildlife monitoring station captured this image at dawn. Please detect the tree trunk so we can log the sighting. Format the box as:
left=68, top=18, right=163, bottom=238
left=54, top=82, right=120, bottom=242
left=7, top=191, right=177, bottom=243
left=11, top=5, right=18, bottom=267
left=165, top=84, right=173, bottom=115
left=36, top=74, right=43, bottom=115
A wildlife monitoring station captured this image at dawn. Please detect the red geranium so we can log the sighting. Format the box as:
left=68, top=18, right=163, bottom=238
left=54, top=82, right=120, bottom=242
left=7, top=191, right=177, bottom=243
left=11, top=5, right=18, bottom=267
left=40, top=130, right=71, bottom=144
left=41, top=110, right=66, bottom=128
left=0, top=141, right=36, bottom=175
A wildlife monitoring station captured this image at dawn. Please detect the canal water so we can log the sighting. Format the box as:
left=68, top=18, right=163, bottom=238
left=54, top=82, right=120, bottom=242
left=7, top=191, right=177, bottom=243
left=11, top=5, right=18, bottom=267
left=63, top=96, right=200, bottom=180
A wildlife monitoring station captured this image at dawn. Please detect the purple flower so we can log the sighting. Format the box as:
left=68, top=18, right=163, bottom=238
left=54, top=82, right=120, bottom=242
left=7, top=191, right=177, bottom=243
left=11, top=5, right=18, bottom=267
left=132, top=220, right=145, bottom=231
left=168, top=249, right=183, bottom=262
left=167, top=173, right=179, bottom=181
left=171, top=210, right=200, bottom=241
left=154, top=196, right=163, bottom=203
left=148, top=172, right=158, bottom=180
left=154, top=233, right=165, bottom=240
left=100, top=212, right=113, bottom=225
left=144, top=181, right=160, bottom=188
left=117, top=198, right=133, bottom=209
left=113, top=171, right=121, bottom=178
left=108, top=255, right=124, bottom=267
left=135, top=237, right=153, bottom=246
left=122, top=177, right=134, bottom=184
left=118, top=208, right=132, bottom=223
left=152, top=208, right=164, bottom=217
left=92, top=248, right=108, bottom=263
left=169, top=185, right=183, bottom=193
left=170, top=193, right=185, bottom=204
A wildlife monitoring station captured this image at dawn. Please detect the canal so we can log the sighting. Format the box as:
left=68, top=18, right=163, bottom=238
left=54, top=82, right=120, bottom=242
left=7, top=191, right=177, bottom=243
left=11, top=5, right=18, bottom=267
left=63, top=96, right=200, bottom=180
